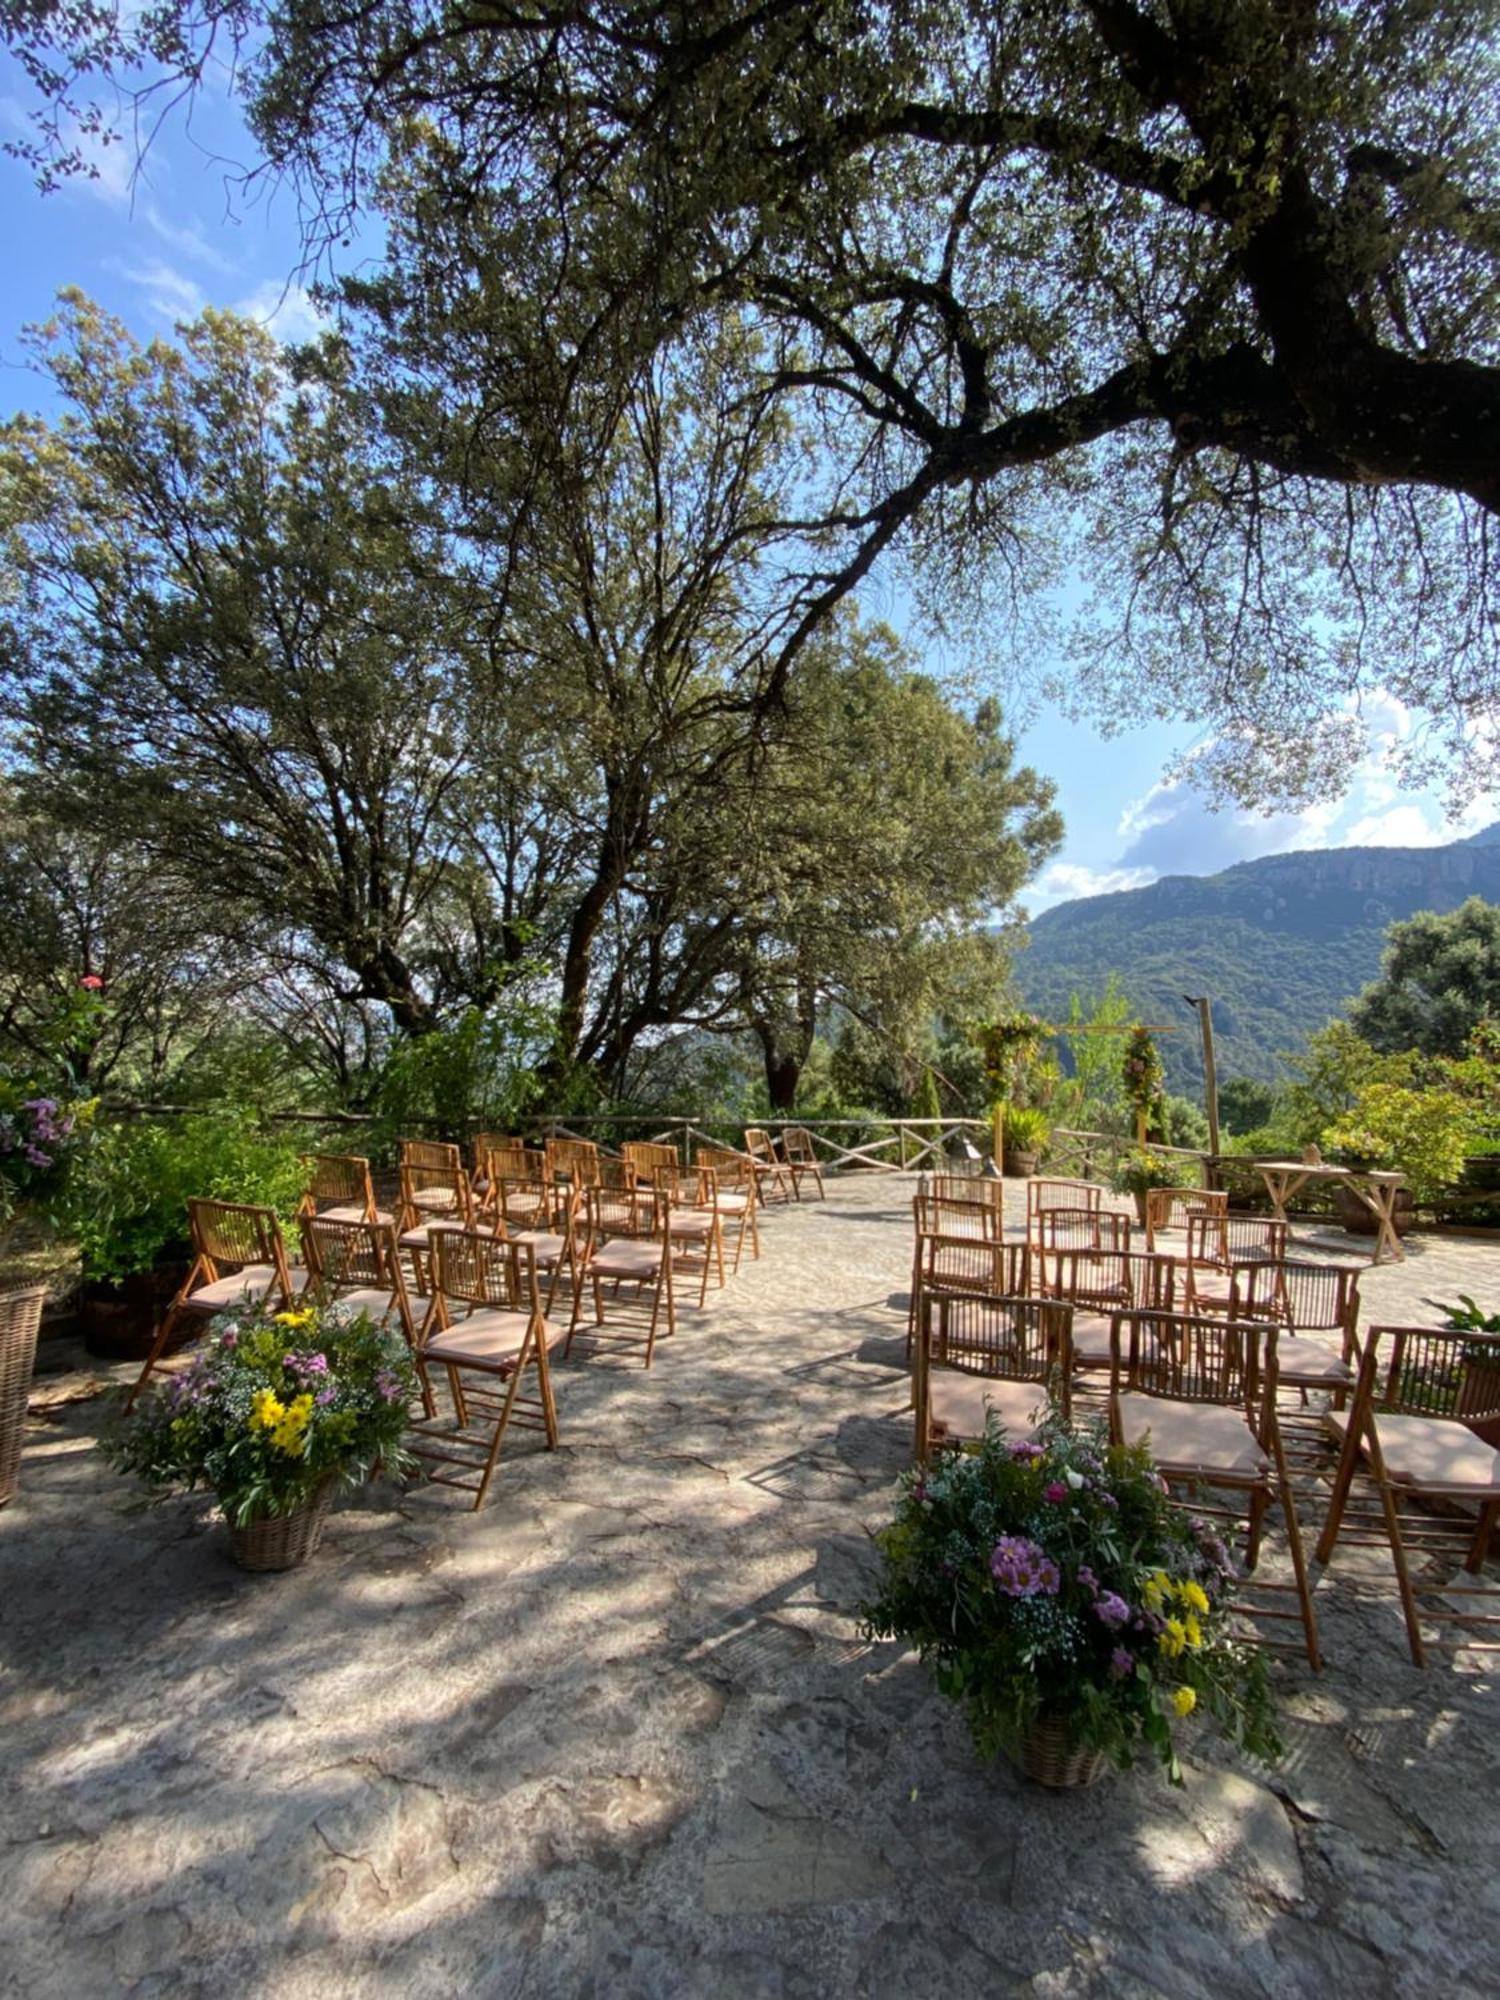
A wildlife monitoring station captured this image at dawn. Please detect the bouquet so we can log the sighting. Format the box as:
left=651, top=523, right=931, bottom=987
left=862, top=1419, right=1281, bottom=1783
left=102, top=1297, right=418, bottom=1525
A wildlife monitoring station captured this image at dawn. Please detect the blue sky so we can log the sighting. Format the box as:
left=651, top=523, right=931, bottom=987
left=2, top=56, right=1488, bottom=914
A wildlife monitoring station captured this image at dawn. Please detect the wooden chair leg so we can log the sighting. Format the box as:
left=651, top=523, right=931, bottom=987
left=1269, top=1430, right=1322, bottom=1670
left=471, top=1353, right=527, bottom=1511
left=1465, top=1497, right=1500, bottom=1573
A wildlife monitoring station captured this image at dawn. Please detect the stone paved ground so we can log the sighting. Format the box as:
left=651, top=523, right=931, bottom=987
left=2, top=1180, right=1498, bottom=1999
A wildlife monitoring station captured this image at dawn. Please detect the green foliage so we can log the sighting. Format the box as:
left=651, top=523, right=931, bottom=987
left=909, top=1066, right=942, bottom=1124
left=99, top=1298, right=417, bottom=1523
left=1110, top=1151, right=1186, bottom=1198
left=1218, top=1077, right=1277, bottom=1136
left=1349, top=898, right=1500, bottom=1057
left=1003, top=1105, right=1050, bottom=1152
left=1324, top=1083, right=1477, bottom=1201
left=861, top=1421, right=1280, bottom=1782
left=62, top=1113, right=306, bottom=1284
left=1440, top=1295, right=1500, bottom=1334
left=1121, top=1027, right=1166, bottom=1125
left=371, top=1004, right=552, bottom=1147
left=1159, top=1094, right=1211, bottom=1153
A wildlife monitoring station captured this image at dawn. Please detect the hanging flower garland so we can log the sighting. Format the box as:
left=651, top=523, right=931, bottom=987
left=977, top=1013, right=1046, bottom=1099
left=1121, top=1025, right=1165, bottom=1122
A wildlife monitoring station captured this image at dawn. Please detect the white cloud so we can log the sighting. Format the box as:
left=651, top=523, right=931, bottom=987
left=233, top=278, right=328, bottom=344
left=105, top=255, right=206, bottom=323
left=1032, top=862, right=1155, bottom=908
left=145, top=203, right=236, bottom=274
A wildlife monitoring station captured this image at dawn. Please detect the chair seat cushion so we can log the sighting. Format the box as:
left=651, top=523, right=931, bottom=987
left=927, top=1245, right=1003, bottom=1286
left=424, top=1307, right=562, bottom=1367
left=321, top=1204, right=395, bottom=1226
left=1070, top=1311, right=1116, bottom=1365
left=929, top=1373, right=1051, bottom=1443
left=1276, top=1334, right=1354, bottom=1385
left=409, top=1187, right=462, bottom=1211
left=185, top=1265, right=280, bottom=1313
left=1116, top=1393, right=1268, bottom=1477
left=590, top=1240, right=665, bottom=1279
left=1324, top=1410, right=1500, bottom=1496
left=712, top=1193, right=751, bottom=1214
left=669, top=1212, right=716, bottom=1240
left=1186, top=1277, right=1234, bottom=1308
left=511, top=1230, right=568, bottom=1266
left=399, top=1220, right=476, bottom=1249
left=330, top=1285, right=403, bottom=1326
left=500, top=1191, right=549, bottom=1220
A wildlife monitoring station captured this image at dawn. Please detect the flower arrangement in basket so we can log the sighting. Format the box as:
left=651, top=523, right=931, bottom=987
left=1121, top=1025, right=1165, bottom=1128
left=101, top=1298, right=418, bottom=1569
left=861, top=1419, right=1280, bottom=1786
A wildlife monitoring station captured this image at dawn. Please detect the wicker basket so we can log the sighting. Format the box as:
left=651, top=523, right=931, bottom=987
left=227, top=1479, right=338, bottom=1572
left=0, top=1285, right=47, bottom=1508
left=1010, top=1717, right=1110, bottom=1789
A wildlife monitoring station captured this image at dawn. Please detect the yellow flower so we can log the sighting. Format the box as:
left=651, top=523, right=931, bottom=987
left=250, top=1388, right=286, bottom=1431
left=1158, top=1617, right=1188, bottom=1659
left=1171, top=1686, right=1197, bottom=1717
left=1141, top=1569, right=1171, bottom=1611
left=1180, top=1579, right=1210, bottom=1615
left=274, top=1309, right=313, bottom=1328
left=1183, top=1613, right=1204, bottom=1651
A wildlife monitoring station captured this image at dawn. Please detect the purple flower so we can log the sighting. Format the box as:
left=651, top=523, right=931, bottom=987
left=1094, top=1591, right=1131, bottom=1630
left=1076, top=1564, right=1098, bottom=1594
left=990, top=1536, right=1061, bottom=1598
left=1043, top=1480, right=1069, bottom=1504
left=220, top=1330, right=238, bottom=1349
left=1008, top=1440, right=1045, bottom=1461
left=286, top=1351, right=330, bottom=1376
left=315, top=1385, right=338, bottom=1407
left=375, top=1370, right=401, bottom=1402
left=1109, top=1647, right=1134, bottom=1679
left=912, top=1481, right=929, bottom=1504
left=1098, top=1491, right=1119, bottom=1509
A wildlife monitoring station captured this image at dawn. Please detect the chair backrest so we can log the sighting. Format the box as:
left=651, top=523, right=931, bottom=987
left=188, top=1198, right=284, bottom=1273
left=301, top=1214, right=404, bottom=1295
left=1111, top=1309, right=1267, bottom=1408
left=300, top=1152, right=375, bottom=1216
left=916, top=1231, right=1026, bottom=1297
left=1027, top=1178, right=1102, bottom=1226
left=430, top=1227, right=540, bottom=1315
left=1049, top=1247, right=1173, bottom=1315
left=485, top=1142, right=546, bottom=1186
left=492, top=1173, right=555, bottom=1229
left=1035, top=1207, right=1132, bottom=1254
left=596, top=1155, right=638, bottom=1192
left=923, top=1286, right=1071, bottom=1384
left=584, top=1182, right=668, bottom=1245
left=623, top=1140, right=680, bottom=1179
left=1187, top=1213, right=1288, bottom=1268
left=926, top=1172, right=1003, bottom=1210
left=743, top=1128, right=779, bottom=1165
left=546, top=1135, right=600, bottom=1185
left=1361, top=1324, right=1500, bottom=1423
left=782, top=1126, right=819, bottom=1166
left=696, top=1144, right=755, bottom=1190
left=1144, top=1186, right=1228, bottom=1242
left=913, top=1191, right=1001, bottom=1241
left=1233, top=1259, right=1359, bottom=1334
left=471, top=1131, right=518, bottom=1173
left=400, top=1138, right=463, bottom=1186
left=399, top=1156, right=471, bottom=1220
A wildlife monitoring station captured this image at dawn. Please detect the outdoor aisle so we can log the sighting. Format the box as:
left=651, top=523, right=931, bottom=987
left=2, top=1178, right=1497, bottom=1997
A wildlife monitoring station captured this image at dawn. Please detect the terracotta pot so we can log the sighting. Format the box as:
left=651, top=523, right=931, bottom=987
left=80, top=1264, right=192, bottom=1361
left=1332, top=1185, right=1414, bottom=1238
left=1004, top=1150, right=1039, bottom=1179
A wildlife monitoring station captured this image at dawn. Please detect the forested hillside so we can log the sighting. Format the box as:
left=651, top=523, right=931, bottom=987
left=1016, top=826, right=1500, bottom=1091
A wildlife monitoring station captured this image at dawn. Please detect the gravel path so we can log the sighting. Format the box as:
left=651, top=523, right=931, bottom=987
left=2, top=1179, right=1497, bottom=1998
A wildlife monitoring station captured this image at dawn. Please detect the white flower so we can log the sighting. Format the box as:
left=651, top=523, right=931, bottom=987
left=1065, top=1469, right=1086, bottom=1490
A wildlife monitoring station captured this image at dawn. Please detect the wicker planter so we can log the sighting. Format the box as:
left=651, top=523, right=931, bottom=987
left=0, top=1285, right=46, bottom=1508
left=1004, top=1149, right=1039, bottom=1179
left=1008, top=1717, right=1110, bottom=1789
left=226, top=1479, right=338, bottom=1572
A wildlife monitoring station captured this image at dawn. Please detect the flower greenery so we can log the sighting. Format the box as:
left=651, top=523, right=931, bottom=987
left=861, top=1419, right=1281, bottom=1784
left=1121, top=1025, right=1166, bottom=1123
left=1109, top=1148, right=1183, bottom=1198
left=101, top=1298, right=418, bottom=1525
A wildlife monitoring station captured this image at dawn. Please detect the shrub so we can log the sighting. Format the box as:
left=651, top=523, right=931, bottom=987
left=1323, top=1082, right=1476, bottom=1202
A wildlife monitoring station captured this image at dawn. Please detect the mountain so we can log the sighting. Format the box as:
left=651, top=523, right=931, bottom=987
left=1015, top=824, right=1500, bottom=1091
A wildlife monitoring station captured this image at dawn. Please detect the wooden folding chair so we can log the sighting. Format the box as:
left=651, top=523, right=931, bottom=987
left=743, top=1127, right=794, bottom=1203
left=632, top=1159, right=726, bottom=1305
left=914, top=1287, right=1072, bottom=1461
left=1144, top=1185, right=1228, bottom=1250
left=907, top=1188, right=1006, bottom=1351
left=1315, top=1324, right=1500, bottom=1665
left=479, top=1150, right=553, bottom=1230
left=545, top=1135, right=601, bottom=1190
left=496, top=1181, right=582, bottom=1316
left=1026, top=1177, right=1102, bottom=1244
left=397, top=1151, right=475, bottom=1294
left=1181, top=1213, right=1288, bottom=1313
left=1232, top=1260, right=1362, bottom=1415
left=780, top=1126, right=826, bottom=1200
left=1109, top=1309, right=1321, bottom=1668
left=298, top=1153, right=388, bottom=1225
left=299, top=1214, right=429, bottom=1415
left=469, top=1131, right=519, bottom=1191
left=1047, top=1247, right=1174, bottom=1378
left=409, top=1230, right=561, bottom=1510
left=127, top=1199, right=298, bottom=1409
left=568, top=1183, right=676, bottom=1368
left=622, top=1139, right=680, bottom=1182
left=1032, top=1207, right=1132, bottom=1292
left=695, top=1145, right=761, bottom=1268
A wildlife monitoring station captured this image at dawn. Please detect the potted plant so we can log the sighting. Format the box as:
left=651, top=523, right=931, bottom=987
left=862, top=1419, right=1281, bottom=1787
left=1002, top=1105, right=1050, bottom=1178
left=1110, top=1148, right=1182, bottom=1227
left=100, top=1296, right=418, bottom=1569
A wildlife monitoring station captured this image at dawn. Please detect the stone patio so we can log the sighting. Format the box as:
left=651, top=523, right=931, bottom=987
left=2, top=1179, right=1498, bottom=1998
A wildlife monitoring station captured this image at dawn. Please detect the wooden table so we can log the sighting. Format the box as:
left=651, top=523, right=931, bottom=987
left=1252, top=1161, right=1408, bottom=1265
